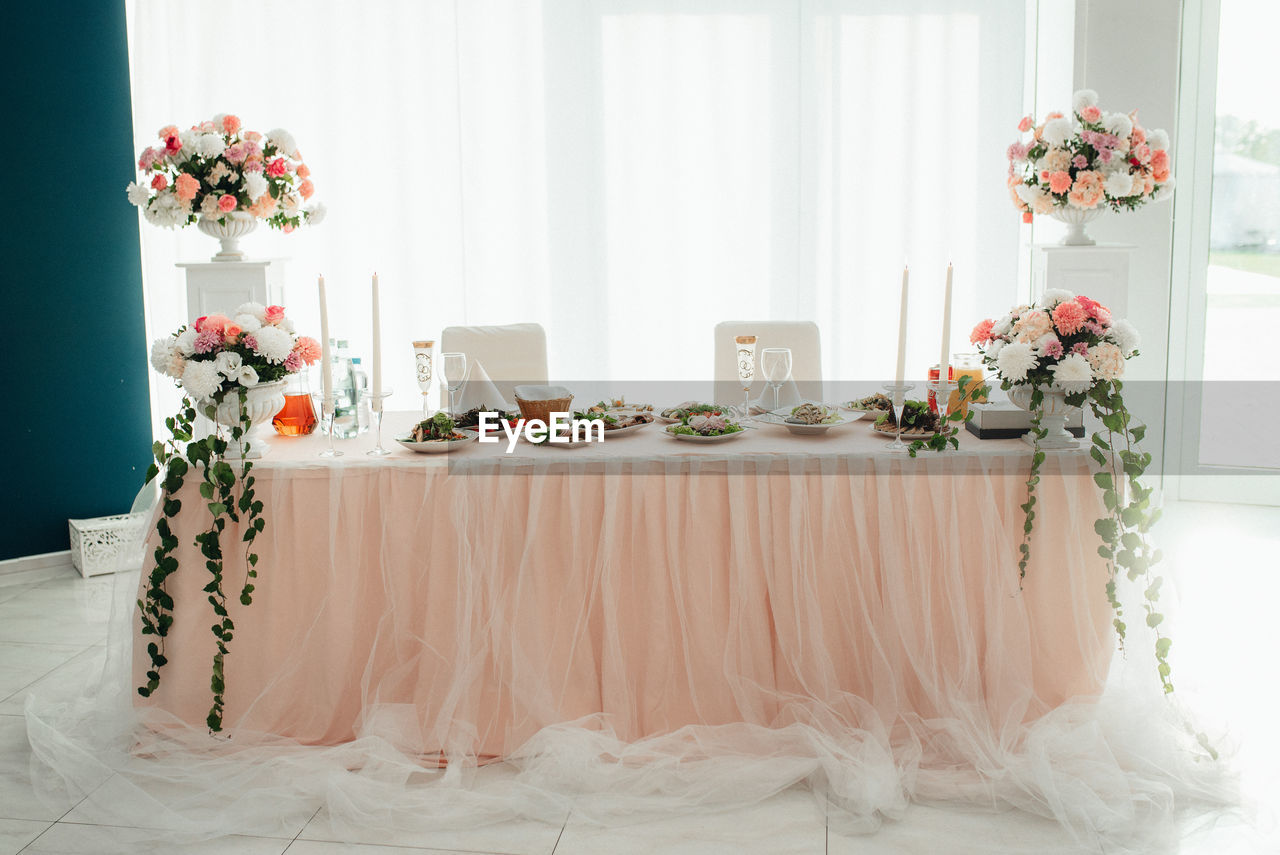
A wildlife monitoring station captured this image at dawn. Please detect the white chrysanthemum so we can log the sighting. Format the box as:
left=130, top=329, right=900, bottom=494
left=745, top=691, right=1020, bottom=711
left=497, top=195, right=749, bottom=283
left=174, top=328, right=198, bottom=357
left=243, top=170, right=268, bottom=201
left=236, top=365, right=259, bottom=387
left=126, top=181, right=150, bottom=207
left=234, top=313, right=262, bottom=333
left=305, top=202, right=327, bottom=225
left=985, top=339, right=1005, bottom=360
left=990, top=314, right=1014, bottom=338
left=1039, top=288, right=1075, bottom=307
left=1104, top=170, right=1134, bottom=198
left=178, top=129, right=197, bottom=153
left=181, top=359, right=222, bottom=400
left=150, top=338, right=177, bottom=377
left=1102, top=112, right=1133, bottom=139
left=1041, top=117, right=1075, bottom=148
left=996, top=341, right=1037, bottom=382
left=1148, top=129, right=1170, bottom=151
left=251, top=325, right=293, bottom=363
left=1050, top=352, right=1093, bottom=393
left=1109, top=318, right=1141, bottom=356
left=266, top=128, right=298, bottom=158
left=1072, top=89, right=1099, bottom=112
left=236, top=302, right=268, bottom=323
left=214, top=351, right=244, bottom=380
left=196, top=133, right=224, bottom=159
left=143, top=191, right=186, bottom=228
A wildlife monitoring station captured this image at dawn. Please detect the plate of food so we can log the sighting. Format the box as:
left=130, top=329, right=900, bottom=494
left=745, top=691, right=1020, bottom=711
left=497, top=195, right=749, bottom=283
left=870, top=400, right=940, bottom=437
left=760, top=402, right=862, bottom=435
left=664, top=413, right=748, bottom=443
left=397, top=413, right=478, bottom=453
left=657, top=402, right=731, bottom=424
left=573, top=409, right=655, bottom=438
left=846, top=393, right=894, bottom=414
left=452, top=406, right=521, bottom=432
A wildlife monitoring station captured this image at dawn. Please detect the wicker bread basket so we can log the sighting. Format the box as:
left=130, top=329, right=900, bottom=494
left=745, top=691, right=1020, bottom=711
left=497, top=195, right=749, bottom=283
left=515, top=395, right=574, bottom=423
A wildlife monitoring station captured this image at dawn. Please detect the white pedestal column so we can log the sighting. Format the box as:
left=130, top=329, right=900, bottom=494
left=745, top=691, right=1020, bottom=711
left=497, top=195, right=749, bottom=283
left=1032, top=244, right=1135, bottom=318
left=178, top=259, right=287, bottom=318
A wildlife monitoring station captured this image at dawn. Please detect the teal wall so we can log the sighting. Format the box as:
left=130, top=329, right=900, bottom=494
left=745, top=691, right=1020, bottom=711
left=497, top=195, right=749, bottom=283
left=2, top=2, right=151, bottom=560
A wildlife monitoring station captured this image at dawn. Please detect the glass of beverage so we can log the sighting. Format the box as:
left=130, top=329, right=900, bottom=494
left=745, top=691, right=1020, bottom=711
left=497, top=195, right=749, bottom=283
left=413, top=340, right=435, bottom=417
left=760, top=347, right=792, bottom=413
left=735, top=334, right=756, bottom=418
left=442, top=352, right=467, bottom=416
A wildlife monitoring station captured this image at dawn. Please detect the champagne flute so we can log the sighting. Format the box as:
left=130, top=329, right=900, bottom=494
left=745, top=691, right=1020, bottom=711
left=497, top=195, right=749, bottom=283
left=413, top=340, right=435, bottom=417
left=735, top=335, right=756, bottom=418
left=760, top=347, right=792, bottom=414
left=442, top=352, right=466, bottom=416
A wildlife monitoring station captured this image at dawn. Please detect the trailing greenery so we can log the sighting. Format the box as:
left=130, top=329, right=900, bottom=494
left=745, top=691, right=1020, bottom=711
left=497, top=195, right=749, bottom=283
left=139, top=390, right=265, bottom=732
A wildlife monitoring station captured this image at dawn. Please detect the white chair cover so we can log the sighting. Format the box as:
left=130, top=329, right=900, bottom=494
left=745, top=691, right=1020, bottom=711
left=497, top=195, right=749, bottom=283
left=441, top=323, right=549, bottom=403
left=713, top=321, right=823, bottom=407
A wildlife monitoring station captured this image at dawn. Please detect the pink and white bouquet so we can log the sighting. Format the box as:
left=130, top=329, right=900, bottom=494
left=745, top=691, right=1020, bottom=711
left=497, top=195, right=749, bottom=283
left=969, top=290, right=1140, bottom=393
left=150, top=303, right=322, bottom=403
left=1007, top=90, right=1173, bottom=222
left=127, top=114, right=325, bottom=232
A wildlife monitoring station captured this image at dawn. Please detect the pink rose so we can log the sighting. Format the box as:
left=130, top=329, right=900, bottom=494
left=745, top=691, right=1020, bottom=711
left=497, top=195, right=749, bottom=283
left=1080, top=105, right=1102, bottom=123
left=218, top=194, right=237, bottom=213
left=282, top=224, right=295, bottom=234
left=164, top=134, right=182, bottom=155
left=202, top=314, right=231, bottom=334
left=1151, top=150, right=1171, bottom=182
left=1133, top=143, right=1152, bottom=164
left=1052, top=300, right=1088, bottom=336
left=151, top=174, right=168, bottom=191
left=1067, top=171, right=1104, bottom=208
left=174, top=172, right=199, bottom=202
left=194, top=316, right=208, bottom=332
left=1047, top=171, right=1072, bottom=194
left=266, top=158, right=287, bottom=177
left=224, top=323, right=243, bottom=342
left=1022, top=211, right=1033, bottom=224
left=264, top=305, right=286, bottom=324
left=222, top=114, right=241, bottom=135
left=970, top=319, right=995, bottom=345
left=1017, top=115, right=1034, bottom=133
left=298, top=179, right=315, bottom=200
left=157, top=124, right=179, bottom=140
left=1131, top=125, right=1146, bottom=145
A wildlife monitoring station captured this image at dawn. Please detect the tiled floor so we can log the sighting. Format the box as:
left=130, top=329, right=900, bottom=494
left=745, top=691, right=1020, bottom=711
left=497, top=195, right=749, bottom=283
left=0, top=499, right=1276, bottom=854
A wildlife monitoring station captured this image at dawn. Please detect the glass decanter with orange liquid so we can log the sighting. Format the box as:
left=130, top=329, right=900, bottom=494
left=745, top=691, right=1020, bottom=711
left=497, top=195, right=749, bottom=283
left=272, top=370, right=318, bottom=436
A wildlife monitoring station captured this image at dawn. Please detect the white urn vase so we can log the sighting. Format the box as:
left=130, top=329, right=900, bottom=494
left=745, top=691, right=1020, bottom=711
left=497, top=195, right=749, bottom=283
left=205, top=379, right=287, bottom=458
left=197, top=211, right=258, bottom=262
left=1007, top=386, right=1080, bottom=449
left=1049, top=206, right=1106, bottom=247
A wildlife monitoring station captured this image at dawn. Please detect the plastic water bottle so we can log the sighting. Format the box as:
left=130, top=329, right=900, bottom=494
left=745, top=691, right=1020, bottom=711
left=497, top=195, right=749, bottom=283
left=350, top=357, right=371, bottom=434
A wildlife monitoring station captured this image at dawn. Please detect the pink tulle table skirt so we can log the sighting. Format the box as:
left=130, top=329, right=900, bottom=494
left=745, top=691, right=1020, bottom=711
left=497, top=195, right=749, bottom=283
left=136, top=414, right=1114, bottom=759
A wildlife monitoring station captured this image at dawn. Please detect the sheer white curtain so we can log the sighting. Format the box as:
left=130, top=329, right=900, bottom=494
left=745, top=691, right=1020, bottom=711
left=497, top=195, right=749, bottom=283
left=127, top=0, right=1025, bottom=429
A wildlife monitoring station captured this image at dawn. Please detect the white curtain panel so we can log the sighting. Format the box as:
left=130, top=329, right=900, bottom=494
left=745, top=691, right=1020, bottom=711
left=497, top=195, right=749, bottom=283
left=126, top=0, right=1025, bottom=433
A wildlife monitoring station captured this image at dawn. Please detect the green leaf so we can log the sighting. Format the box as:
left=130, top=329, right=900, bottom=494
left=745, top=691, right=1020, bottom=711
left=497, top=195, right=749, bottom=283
left=1146, top=612, right=1164, bottom=628
left=1093, top=472, right=1113, bottom=490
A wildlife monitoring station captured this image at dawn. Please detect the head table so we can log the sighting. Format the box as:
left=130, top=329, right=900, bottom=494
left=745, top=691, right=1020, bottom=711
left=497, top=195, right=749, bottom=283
left=135, top=410, right=1113, bottom=773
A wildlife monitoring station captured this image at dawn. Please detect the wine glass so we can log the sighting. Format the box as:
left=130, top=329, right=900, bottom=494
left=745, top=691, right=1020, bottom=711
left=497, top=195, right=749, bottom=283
left=734, top=335, right=756, bottom=418
left=442, top=352, right=466, bottom=416
left=760, top=347, right=792, bottom=414
left=413, top=340, right=435, bottom=417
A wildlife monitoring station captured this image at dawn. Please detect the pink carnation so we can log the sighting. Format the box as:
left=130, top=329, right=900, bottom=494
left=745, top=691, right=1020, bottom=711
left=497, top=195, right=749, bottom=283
left=1072, top=154, right=1088, bottom=169
left=266, top=158, right=287, bottom=177
left=1052, top=300, right=1088, bottom=336
left=293, top=336, right=322, bottom=365
left=1048, top=171, right=1073, bottom=194
left=264, top=305, right=286, bottom=324
left=283, top=352, right=304, bottom=372
left=296, top=163, right=311, bottom=178
left=1018, top=115, right=1034, bottom=133
left=157, top=124, right=179, bottom=140
left=138, top=147, right=159, bottom=171
left=241, top=334, right=258, bottom=351
left=243, top=130, right=262, bottom=142
left=174, top=172, right=199, bottom=202
left=224, top=143, right=246, bottom=163
left=1014, top=309, right=1053, bottom=342
left=193, top=330, right=223, bottom=354
left=1080, top=105, right=1102, bottom=123
left=221, top=114, right=241, bottom=135
left=298, top=179, right=315, bottom=199
left=970, top=319, right=995, bottom=345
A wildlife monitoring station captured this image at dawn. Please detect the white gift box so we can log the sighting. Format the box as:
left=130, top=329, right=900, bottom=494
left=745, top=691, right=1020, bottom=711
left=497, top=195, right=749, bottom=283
left=67, top=513, right=148, bottom=578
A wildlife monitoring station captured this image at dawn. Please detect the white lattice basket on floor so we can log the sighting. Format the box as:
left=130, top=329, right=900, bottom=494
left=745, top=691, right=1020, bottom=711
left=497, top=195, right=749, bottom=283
left=68, top=513, right=148, bottom=578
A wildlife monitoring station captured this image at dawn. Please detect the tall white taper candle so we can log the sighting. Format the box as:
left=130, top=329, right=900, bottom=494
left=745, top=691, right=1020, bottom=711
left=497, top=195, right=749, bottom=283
left=318, top=275, right=333, bottom=409
left=894, top=265, right=909, bottom=387
left=371, top=272, right=383, bottom=413
left=938, top=263, right=953, bottom=385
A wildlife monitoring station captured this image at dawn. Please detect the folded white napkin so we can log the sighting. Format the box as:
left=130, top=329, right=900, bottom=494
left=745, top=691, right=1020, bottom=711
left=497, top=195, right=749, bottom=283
left=513, top=384, right=572, bottom=401
left=748, top=379, right=803, bottom=414
left=452, top=361, right=511, bottom=412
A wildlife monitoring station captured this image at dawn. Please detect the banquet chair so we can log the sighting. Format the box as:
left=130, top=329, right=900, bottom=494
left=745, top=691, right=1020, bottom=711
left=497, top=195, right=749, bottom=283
left=440, top=322, right=548, bottom=403
left=713, top=321, right=823, bottom=407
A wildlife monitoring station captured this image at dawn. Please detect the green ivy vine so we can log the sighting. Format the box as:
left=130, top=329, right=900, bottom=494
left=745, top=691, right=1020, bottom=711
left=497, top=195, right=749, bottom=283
left=138, top=388, right=265, bottom=732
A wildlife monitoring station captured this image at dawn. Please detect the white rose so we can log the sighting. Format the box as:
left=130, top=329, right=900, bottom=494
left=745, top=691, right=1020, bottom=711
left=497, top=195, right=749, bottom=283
left=174, top=328, right=198, bottom=357
left=1152, top=176, right=1176, bottom=202
left=1072, top=89, right=1099, bottom=113
left=1104, top=171, right=1134, bottom=198
left=1148, top=129, right=1170, bottom=151
left=236, top=365, right=259, bottom=387
left=1109, top=318, right=1141, bottom=356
